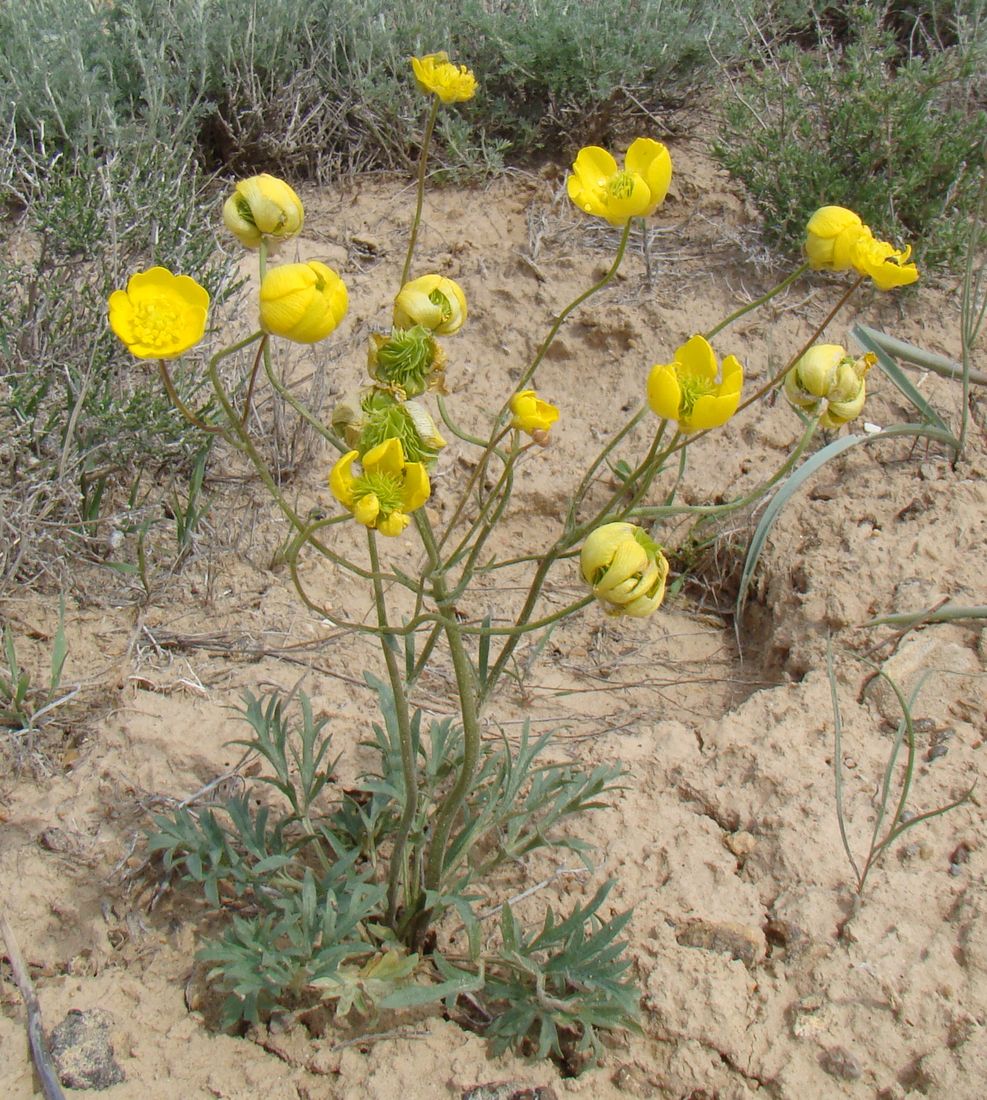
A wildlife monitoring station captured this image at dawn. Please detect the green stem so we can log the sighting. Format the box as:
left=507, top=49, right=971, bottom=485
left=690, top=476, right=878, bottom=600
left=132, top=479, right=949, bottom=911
left=367, top=531, right=420, bottom=930
left=704, top=262, right=810, bottom=340
left=262, top=354, right=348, bottom=452
left=564, top=406, right=649, bottom=532
left=401, top=98, right=440, bottom=287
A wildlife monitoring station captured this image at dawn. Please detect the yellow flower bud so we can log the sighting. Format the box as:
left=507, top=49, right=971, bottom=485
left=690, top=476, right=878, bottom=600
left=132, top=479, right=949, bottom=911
left=804, top=206, right=867, bottom=271
left=259, top=261, right=348, bottom=344
left=108, top=266, right=209, bottom=360
left=223, top=174, right=304, bottom=249
left=566, top=138, right=672, bottom=227
left=510, top=389, right=559, bottom=440
left=410, top=52, right=477, bottom=104
left=393, top=275, right=467, bottom=335
left=784, top=346, right=875, bottom=428
left=580, top=522, right=669, bottom=619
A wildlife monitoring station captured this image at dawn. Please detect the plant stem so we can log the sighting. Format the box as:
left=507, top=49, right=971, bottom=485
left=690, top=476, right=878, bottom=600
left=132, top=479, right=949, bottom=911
left=704, top=262, right=810, bottom=340
left=401, top=99, right=440, bottom=287
left=367, top=531, right=420, bottom=929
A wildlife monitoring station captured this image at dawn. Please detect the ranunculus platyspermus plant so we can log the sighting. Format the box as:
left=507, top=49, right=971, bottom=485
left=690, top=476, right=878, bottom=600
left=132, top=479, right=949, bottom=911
left=118, top=55, right=922, bottom=1061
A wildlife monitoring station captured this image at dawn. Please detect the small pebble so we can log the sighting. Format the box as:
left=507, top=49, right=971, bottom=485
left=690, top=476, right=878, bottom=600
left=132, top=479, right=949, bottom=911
left=819, top=1046, right=862, bottom=1081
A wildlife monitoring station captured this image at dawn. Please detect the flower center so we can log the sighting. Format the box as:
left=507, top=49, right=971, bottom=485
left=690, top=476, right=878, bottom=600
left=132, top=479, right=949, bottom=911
left=427, top=289, right=453, bottom=323
left=359, top=397, right=435, bottom=465
left=677, top=373, right=715, bottom=419
left=353, top=471, right=403, bottom=517
left=375, top=326, right=436, bottom=394
left=133, top=299, right=182, bottom=350
left=608, top=172, right=635, bottom=199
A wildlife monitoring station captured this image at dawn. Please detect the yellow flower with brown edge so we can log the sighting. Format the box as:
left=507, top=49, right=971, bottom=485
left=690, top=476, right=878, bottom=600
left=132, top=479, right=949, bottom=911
left=646, top=335, right=743, bottom=433
left=566, top=139, right=672, bottom=227
left=108, top=266, right=209, bottom=360
left=393, top=274, right=467, bottom=335
left=510, top=389, right=559, bottom=445
left=329, top=437, right=430, bottom=537
left=223, top=174, right=304, bottom=249
left=259, top=261, right=348, bottom=344
left=580, top=522, right=669, bottom=619
left=410, top=52, right=477, bottom=104
left=784, top=344, right=875, bottom=429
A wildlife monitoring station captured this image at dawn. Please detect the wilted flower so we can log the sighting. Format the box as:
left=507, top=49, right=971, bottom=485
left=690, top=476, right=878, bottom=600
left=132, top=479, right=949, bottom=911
left=646, top=335, right=743, bottom=433
left=332, top=390, right=446, bottom=466
left=108, top=266, right=209, bottom=360
left=804, top=205, right=918, bottom=290
left=784, top=344, right=875, bottom=428
left=259, top=261, right=348, bottom=344
left=367, top=325, right=446, bottom=397
left=510, top=389, right=559, bottom=443
left=566, top=139, right=672, bottom=226
left=411, top=52, right=477, bottom=104
left=580, top=522, right=669, bottom=618
left=329, top=437, right=430, bottom=537
left=393, top=274, right=467, bottom=335
left=223, top=174, right=304, bottom=249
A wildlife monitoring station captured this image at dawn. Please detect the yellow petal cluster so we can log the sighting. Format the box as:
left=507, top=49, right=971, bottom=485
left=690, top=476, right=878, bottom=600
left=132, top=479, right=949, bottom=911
left=223, top=174, right=304, bottom=249
left=784, top=344, right=875, bottom=429
left=805, top=206, right=918, bottom=290
left=393, top=274, right=467, bottom=335
left=566, top=139, right=672, bottom=227
left=646, top=335, right=743, bottom=433
left=510, top=389, right=559, bottom=442
left=580, top=522, right=669, bottom=619
left=411, top=52, right=477, bottom=104
left=259, top=261, right=348, bottom=344
left=329, top=437, right=430, bottom=537
left=108, top=266, right=209, bottom=360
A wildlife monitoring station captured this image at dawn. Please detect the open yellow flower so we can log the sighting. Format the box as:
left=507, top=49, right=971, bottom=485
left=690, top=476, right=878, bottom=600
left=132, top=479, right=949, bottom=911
left=850, top=234, right=919, bottom=290
left=805, top=205, right=919, bottom=290
left=580, top=522, right=669, bottom=619
left=329, top=437, right=430, bottom=537
left=784, top=344, right=875, bottom=429
left=108, top=266, right=209, bottom=360
left=510, top=389, right=559, bottom=442
left=223, top=174, right=304, bottom=249
left=393, top=274, right=467, bottom=335
left=566, top=139, right=672, bottom=226
left=259, top=261, right=348, bottom=344
left=646, top=335, right=743, bottom=433
left=411, top=52, right=477, bottom=104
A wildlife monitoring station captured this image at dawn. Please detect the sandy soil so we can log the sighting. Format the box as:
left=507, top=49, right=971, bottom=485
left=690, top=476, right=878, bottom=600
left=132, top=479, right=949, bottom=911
left=2, top=140, right=986, bottom=1100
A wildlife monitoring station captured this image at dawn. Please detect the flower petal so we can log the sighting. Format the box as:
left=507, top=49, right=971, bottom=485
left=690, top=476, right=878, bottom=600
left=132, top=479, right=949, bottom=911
left=329, top=451, right=359, bottom=508
left=646, top=363, right=682, bottom=421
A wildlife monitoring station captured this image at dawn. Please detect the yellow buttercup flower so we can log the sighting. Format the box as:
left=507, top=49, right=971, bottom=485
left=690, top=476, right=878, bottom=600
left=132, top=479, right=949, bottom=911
left=566, top=139, right=672, bottom=227
left=805, top=205, right=919, bottom=290
left=580, top=522, right=669, bottom=619
left=646, top=335, right=743, bottom=433
left=108, top=266, right=209, bottom=360
left=411, top=52, right=477, bottom=104
left=784, top=344, right=875, bottom=429
left=804, top=206, right=867, bottom=271
left=223, top=174, right=304, bottom=249
left=259, top=261, right=348, bottom=344
left=393, top=274, right=467, bottom=335
left=510, top=389, right=559, bottom=442
left=850, top=234, right=919, bottom=291
left=329, top=437, right=430, bottom=537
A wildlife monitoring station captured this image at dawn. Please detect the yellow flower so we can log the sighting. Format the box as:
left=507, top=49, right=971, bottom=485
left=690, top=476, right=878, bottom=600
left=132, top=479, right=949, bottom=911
left=223, top=174, right=304, bottom=249
left=329, top=437, right=430, bottom=537
left=108, top=266, right=209, bottom=360
left=510, top=389, right=559, bottom=443
left=259, top=261, right=348, bottom=344
left=646, top=335, right=743, bottom=433
left=410, top=52, right=477, bottom=104
left=566, top=139, right=672, bottom=226
left=850, top=234, right=919, bottom=290
left=805, top=205, right=919, bottom=290
left=393, top=274, right=467, bottom=335
left=804, top=206, right=867, bottom=271
left=580, top=522, right=669, bottom=619
left=784, top=344, right=875, bottom=428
